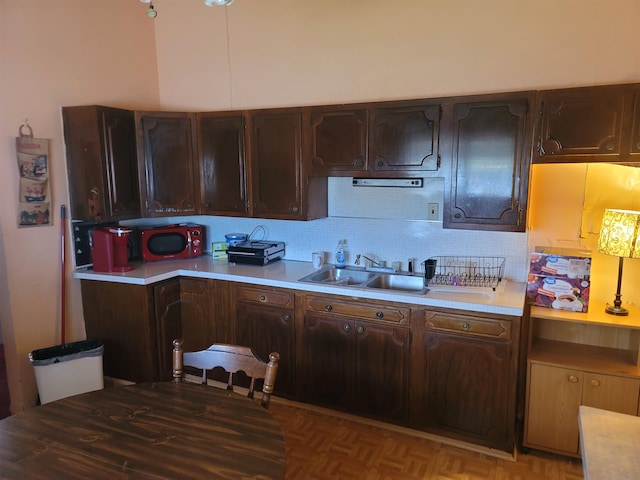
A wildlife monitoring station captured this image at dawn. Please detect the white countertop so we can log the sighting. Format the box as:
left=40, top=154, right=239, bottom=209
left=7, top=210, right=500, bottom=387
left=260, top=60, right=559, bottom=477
left=579, top=406, right=640, bottom=480
left=73, top=257, right=526, bottom=316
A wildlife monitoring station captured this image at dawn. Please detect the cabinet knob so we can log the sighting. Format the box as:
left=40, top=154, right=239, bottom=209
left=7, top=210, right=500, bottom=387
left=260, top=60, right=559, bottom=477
left=377, top=160, right=384, bottom=167
left=292, top=205, right=299, bottom=213
left=462, top=322, right=470, bottom=330
left=185, top=204, right=193, bottom=209
left=259, top=295, right=267, bottom=302
left=203, top=203, right=211, bottom=208
left=343, top=323, right=351, bottom=332
left=454, top=213, right=462, bottom=219
left=590, top=379, right=601, bottom=387
left=325, top=304, right=333, bottom=312
left=282, top=314, right=291, bottom=323
left=356, top=159, right=365, bottom=167
left=376, top=311, right=384, bottom=319
left=605, top=141, right=615, bottom=151
left=356, top=325, right=365, bottom=334
left=568, top=375, right=579, bottom=383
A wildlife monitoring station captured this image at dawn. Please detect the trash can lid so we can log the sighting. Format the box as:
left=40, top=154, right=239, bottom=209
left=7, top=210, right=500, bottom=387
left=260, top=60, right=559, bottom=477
left=29, top=339, right=103, bottom=365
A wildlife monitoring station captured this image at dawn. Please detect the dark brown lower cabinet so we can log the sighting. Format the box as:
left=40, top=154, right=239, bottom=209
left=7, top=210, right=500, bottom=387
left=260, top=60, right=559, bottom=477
left=81, top=280, right=157, bottom=383
left=154, top=277, right=215, bottom=381
left=298, top=294, right=411, bottom=424
left=420, top=309, right=519, bottom=451
left=80, top=278, right=521, bottom=453
left=81, top=277, right=230, bottom=383
left=233, top=284, right=296, bottom=398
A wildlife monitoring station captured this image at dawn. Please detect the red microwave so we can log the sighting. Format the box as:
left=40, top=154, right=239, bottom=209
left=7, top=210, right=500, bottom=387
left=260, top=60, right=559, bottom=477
left=140, top=224, right=204, bottom=262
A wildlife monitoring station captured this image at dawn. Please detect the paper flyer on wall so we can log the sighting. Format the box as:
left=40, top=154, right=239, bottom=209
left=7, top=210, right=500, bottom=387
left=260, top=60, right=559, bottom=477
left=16, top=129, right=51, bottom=227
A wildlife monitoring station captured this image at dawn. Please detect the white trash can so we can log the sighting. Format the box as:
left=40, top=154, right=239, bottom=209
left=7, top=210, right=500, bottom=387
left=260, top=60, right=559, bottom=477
left=29, top=339, right=104, bottom=404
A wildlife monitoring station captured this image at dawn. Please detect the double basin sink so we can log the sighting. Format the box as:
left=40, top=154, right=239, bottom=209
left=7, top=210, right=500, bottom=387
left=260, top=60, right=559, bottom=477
left=298, top=266, right=428, bottom=295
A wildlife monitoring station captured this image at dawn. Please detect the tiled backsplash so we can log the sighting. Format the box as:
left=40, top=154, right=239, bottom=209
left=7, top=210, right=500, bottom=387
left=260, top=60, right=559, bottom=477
left=125, top=177, right=529, bottom=282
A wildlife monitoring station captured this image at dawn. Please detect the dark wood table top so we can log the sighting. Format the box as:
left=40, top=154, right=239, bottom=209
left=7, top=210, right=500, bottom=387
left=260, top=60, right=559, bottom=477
left=0, top=382, right=286, bottom=479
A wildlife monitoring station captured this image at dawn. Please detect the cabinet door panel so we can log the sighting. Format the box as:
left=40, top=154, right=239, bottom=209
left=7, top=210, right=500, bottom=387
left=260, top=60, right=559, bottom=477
left=372, top=104, right=440, bottom=171
left=81, top=280, right=157, bottom=383
left=251, top=111, right=303, bottom=219
left=235, top=301, right=295, bottom=398
left=630, top=87, right=640, bottom=157
left=199, top=113, right=247, bottom=215
left=525, top=363, right=582, bottom=455
left=138, top=112, right=199, bottom=216
left=447, top=99, right=529, bottom=230
left=424, top=331, right=512, bottom=449
left=300, top=314, right=352, bottom=407
left=536, top=85, right=626, bottom=160
left=102, top=109, right=140, bottom=219
left=355, top=322, right=410, bottom=422
left=155, top=278, right=211, bottom=381
left=310, top=108, right=368, bottom=174
left=582, top=373, right=640, bottom=415
left=63, top=106, right=140, bottom=221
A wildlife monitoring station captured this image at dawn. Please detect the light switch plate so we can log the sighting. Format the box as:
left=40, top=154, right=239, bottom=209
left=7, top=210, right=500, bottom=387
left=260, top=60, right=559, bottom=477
left=428, top=203, right=439, bottom=220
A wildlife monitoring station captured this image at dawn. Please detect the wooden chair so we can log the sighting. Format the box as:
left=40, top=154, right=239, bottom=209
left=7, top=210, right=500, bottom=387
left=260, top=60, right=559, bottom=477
left=172, top=339, right=279, bottom=409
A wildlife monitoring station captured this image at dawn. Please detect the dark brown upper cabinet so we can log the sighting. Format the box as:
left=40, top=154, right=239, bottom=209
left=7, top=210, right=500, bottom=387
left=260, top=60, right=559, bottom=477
left=629, top=86, right=640, bottom=158
left=370, top=102, right=440, bottom=173
left=308, top=101, right=441, bottom=177
left=250, top=109, right=327, bottom=220
left=533, top=84, right=635, bottom=163
left=136, top=112, right=200, bottom=217
left=63, top=106, right=140, bottom=221
left=198, top=113, right=248, bottom=216
left=309, top=107, right=369, bottom=175
left=443, top=92, right=535, bottom=232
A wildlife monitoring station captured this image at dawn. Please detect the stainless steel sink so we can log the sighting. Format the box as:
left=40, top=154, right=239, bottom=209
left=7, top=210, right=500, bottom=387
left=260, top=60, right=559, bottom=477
left=298, top=267, right=377, bottom=286
left=299, top=267, right=429, bottom=295
left=364, top=274, right=428, bottom=294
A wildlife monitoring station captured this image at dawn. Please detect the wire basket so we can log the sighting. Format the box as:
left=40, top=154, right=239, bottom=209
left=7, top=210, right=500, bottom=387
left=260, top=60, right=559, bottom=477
left=427, top=256, right=505, bottom=290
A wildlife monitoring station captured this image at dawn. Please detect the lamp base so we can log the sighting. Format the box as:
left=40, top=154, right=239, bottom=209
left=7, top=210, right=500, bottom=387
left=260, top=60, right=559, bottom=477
left=605, top=303, right=629, bottom=316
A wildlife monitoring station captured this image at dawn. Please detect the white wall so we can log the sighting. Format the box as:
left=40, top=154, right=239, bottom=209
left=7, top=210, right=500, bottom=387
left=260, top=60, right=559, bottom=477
left=0, top=0, right=159, bottom=412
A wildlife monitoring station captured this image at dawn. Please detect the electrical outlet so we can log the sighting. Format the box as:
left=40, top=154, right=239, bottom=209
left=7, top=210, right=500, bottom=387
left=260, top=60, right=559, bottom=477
left=428, top=203, right=439, bottom=220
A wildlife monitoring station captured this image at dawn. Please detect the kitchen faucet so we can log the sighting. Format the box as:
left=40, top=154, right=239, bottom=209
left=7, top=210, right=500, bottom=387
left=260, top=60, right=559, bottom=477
left=355, top=254, right=383, bottom=267
left=355, top=254, right=397, bottom=273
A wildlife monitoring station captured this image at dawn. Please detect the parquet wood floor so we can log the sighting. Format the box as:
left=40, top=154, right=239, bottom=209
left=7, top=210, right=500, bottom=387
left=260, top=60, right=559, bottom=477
left=270, top=401, right=584, bottom=480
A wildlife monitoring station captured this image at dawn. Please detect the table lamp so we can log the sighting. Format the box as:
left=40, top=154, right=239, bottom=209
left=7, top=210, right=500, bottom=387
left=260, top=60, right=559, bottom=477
left=597, top=208, right=640, bottom=316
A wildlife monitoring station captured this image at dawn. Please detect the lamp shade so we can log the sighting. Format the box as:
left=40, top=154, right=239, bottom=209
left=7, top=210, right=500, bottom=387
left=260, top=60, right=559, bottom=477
left=597, top=209, right=640, bottom=258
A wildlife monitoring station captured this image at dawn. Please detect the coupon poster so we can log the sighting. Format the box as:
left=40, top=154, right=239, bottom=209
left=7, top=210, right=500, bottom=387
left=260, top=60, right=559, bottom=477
left=16, top=134, right=50, bottom=227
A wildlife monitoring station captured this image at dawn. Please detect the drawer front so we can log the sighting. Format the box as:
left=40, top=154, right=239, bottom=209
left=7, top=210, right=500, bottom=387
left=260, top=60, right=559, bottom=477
left=235, top=285, right=294, bottom=309
left=304, top=295, right=410, bottom=325
left=426, top=311, right=511, bottom=340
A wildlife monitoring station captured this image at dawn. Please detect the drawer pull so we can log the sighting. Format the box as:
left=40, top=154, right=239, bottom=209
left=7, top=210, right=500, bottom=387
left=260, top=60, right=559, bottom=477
left=568, top=375, right=579, bottom=383
left=259, top=295, right=267, bottom=302
left=325, top=305, right=333, bottom=312
left=282, top=314, right=291, bottom=323
left=590, top=379, right=601, bottom=387
left=343, top=323, right=351, bottom=332
left=356, top=325, right=365, bottom=334
left=462, top=322, right=470, bottom=330
left=376, top=311, right=384, bottom=319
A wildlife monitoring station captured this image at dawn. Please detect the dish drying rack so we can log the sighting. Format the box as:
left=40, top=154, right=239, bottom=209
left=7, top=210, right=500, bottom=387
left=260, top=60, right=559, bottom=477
left=427, top=256, right=505, bottom=291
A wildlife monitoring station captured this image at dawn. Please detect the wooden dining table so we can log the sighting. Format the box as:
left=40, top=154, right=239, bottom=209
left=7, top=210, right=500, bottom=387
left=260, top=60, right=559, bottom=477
left=0, top=381, right=286, bottom=479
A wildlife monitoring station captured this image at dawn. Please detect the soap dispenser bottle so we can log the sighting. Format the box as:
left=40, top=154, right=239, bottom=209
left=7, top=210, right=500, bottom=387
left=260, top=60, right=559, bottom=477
left=335, top=239, right=348, bottom=269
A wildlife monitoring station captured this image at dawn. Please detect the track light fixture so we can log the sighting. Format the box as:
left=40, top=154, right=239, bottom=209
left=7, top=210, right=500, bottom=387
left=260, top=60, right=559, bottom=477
left=140, top=0, right=233, bottom=18
left=204, top=0, right=234, bottom=5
